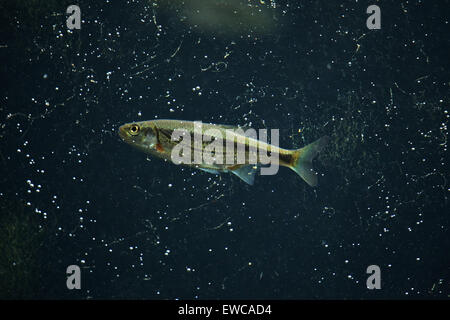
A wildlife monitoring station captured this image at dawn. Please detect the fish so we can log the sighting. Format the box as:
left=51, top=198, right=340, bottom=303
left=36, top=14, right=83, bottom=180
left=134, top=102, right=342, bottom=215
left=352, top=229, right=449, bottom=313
left=118, top=119, right=328, bottom=186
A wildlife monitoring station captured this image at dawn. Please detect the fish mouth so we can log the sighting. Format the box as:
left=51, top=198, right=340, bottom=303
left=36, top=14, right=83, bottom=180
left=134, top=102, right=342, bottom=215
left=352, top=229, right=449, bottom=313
left=118, top=125, right=127, bottom=140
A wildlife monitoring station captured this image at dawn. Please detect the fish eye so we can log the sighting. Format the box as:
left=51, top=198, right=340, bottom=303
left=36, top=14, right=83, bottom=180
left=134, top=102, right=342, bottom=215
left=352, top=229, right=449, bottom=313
left=129, top=124, right=140, bottom=136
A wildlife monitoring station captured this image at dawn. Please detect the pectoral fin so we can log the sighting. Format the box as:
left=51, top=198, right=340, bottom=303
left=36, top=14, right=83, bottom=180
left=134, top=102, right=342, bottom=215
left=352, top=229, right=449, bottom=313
left=198, top=167, right=220, bottom=174
left=230, top=165, right=257, bottom=185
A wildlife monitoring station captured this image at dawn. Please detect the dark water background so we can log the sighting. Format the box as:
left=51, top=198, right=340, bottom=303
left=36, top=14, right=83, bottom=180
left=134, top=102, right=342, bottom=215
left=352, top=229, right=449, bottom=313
left=0, top=0, right=448, bottom=299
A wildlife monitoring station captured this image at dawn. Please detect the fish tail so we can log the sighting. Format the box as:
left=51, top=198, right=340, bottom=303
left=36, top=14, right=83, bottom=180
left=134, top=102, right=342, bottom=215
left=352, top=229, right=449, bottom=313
left=288, top=136, right=329, bottom=187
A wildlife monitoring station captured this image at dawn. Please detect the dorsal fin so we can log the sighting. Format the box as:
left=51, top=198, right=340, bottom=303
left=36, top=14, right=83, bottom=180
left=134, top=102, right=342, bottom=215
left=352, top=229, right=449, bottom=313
left=214, top=124, right=252, bottom=132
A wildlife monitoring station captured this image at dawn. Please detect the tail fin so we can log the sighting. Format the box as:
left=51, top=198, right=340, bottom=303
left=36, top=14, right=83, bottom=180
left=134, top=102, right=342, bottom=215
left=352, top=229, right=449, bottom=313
left=289, top=136, right=329, bottom=187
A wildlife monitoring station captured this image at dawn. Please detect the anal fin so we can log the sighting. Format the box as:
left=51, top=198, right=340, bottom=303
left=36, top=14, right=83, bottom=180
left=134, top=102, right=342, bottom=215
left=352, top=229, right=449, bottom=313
left=230, top=165, right=257, bottom=185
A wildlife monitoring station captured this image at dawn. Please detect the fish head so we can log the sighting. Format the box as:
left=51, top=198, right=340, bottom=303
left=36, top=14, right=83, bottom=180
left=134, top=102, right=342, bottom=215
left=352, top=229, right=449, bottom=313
left=118, top=121, right=158, bottom=152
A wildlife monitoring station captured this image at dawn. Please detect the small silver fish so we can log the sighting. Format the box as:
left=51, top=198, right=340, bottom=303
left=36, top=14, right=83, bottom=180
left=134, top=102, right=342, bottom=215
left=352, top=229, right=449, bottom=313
left=119, top=119, right=328, bottom=186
